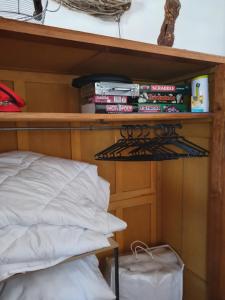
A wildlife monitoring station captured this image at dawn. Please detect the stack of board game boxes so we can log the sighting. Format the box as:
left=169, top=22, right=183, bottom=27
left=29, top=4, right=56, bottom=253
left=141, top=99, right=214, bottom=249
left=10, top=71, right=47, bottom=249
left=138, top=84, right=189, bottom=113
left=80, top=82, right=189, bottom=114
left=81, top=82, right=139, bottom=113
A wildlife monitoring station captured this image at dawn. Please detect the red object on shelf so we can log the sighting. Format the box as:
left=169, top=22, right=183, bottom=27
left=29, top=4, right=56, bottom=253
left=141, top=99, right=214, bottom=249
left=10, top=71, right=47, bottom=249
left=0, top=83, right=25, bottom=112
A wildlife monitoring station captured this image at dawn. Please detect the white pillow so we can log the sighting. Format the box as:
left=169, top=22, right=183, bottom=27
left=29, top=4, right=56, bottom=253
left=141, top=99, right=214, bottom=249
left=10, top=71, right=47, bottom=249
left=0, top=256, right=115, bottom=300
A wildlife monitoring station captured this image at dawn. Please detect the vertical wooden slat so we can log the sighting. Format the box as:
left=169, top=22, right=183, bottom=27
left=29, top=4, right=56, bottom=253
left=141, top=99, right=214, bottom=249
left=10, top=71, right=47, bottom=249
left=0, top=80, right=18, bottom=152
left=14, top=80, right=30, bottom=151
left=208, top=64, right=225, bottom=300
left=150, top=186, right=157, bottom=244
left=161, top=159, right=184, bottom=252
left=182, top=150, right=208, bottom=279
left=16, top=122, right=30, bottom=151
left=70, top=122, right=81, bottom=161
left=156, top=162, right=163, bottom=243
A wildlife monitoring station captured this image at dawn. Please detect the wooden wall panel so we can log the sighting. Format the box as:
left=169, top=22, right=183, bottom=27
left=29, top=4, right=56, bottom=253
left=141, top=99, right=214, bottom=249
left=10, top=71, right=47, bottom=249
left=27, top=128, right=72, bottom=159
left=123, top=202, right=152, bottom=251
left=182, top=141, right=209, bottom=279
left=109, top=194, right=156, bottom=250
left=184, top=270, right=207, bottom=300
left=116, top=161, right=155, bottom=193
left=0, top=70, right=157, bottom=253
left=0, top=80, right=18, bottom=152
left=162, top=159, right=183, bottom=252
left=161, top=123, right=210, bottom=300
left=26, top=82, right=78, bottom=113
left=80, top=128, right=116, bottom=194
left=0, top=125, right=18, bottom=153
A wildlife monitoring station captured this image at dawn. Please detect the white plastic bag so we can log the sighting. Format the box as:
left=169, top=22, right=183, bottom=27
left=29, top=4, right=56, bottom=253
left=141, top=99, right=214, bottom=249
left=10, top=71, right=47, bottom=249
left=106, top=241, right=184, bottom=300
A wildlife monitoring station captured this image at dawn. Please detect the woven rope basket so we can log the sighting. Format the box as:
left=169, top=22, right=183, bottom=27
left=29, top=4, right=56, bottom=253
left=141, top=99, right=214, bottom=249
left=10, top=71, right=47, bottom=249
left=54, top=0, right=131, bottom=19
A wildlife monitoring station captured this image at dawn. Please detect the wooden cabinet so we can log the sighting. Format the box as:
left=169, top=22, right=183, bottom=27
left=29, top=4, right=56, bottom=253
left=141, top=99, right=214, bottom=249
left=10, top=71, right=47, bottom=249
left=0, top=18, right=225, bottom=300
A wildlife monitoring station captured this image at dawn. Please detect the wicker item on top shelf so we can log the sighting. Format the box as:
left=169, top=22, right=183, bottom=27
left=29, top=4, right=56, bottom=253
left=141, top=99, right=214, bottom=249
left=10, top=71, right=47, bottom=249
left=54, top=0, right=131, bottom=19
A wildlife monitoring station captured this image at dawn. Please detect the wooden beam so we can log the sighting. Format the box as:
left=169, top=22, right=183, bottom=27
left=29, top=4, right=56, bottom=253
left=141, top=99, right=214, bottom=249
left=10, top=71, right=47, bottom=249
left=208, top=64, right=225, bottom=300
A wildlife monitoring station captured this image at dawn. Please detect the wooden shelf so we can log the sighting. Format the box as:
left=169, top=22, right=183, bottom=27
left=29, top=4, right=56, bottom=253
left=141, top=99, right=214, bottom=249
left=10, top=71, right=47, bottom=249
left=0, top=19, right=224, bottom=80
left=0, top=112, right=213, bottom=123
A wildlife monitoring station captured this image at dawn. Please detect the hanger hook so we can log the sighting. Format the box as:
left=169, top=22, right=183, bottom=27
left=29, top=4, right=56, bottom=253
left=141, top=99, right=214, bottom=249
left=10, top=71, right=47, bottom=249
left=120, top=126, right=127, bottom=139
left=143, top=125, right=150, bottom=138
left=127, top=125, right=133, bottom=139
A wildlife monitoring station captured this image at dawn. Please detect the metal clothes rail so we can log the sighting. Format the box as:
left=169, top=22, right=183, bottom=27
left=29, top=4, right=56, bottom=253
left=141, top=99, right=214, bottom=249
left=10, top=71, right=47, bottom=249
left=0, top=124, right=181, bottom=132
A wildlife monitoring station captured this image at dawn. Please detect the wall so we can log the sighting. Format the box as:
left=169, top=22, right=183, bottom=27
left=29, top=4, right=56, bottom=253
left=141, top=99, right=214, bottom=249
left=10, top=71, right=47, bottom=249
left=45, top=0, right=225, bottom=56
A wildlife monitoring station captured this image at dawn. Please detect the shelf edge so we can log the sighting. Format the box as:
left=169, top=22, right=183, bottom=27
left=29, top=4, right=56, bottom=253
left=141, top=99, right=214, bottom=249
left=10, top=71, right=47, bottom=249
left=0, top=112, right=213, bottom=123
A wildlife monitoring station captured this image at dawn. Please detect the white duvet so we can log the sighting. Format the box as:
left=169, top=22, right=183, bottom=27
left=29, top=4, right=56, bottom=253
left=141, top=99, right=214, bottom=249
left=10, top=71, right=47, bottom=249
left=0, top=151, right=126, bottom=281
left=0, top=256, right=116, bottom=300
